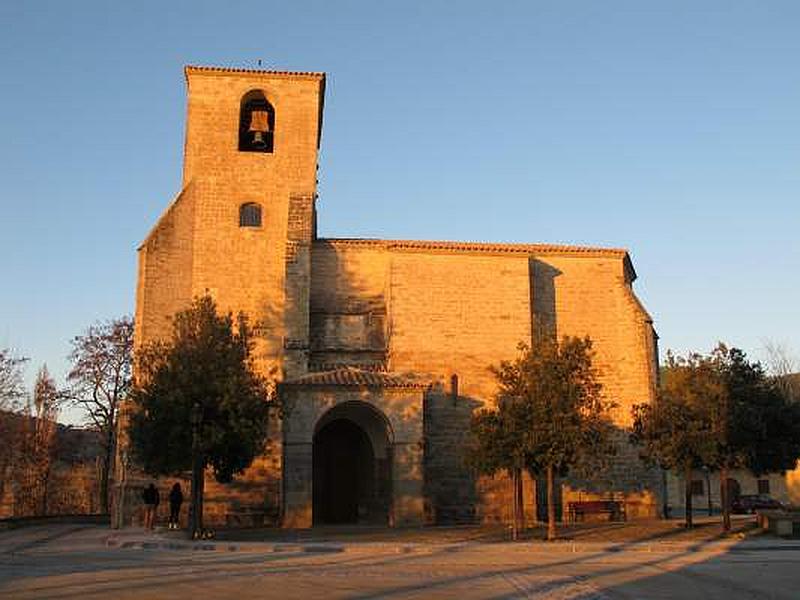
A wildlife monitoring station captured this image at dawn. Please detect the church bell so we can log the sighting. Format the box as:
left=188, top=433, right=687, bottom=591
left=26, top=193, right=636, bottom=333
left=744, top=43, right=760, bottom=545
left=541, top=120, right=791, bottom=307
left=249, top=110, right=270, bottom=148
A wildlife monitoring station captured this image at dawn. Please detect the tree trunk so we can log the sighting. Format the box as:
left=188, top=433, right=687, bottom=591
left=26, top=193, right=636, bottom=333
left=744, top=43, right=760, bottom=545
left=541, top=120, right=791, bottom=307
left=0, top=423, right=13, bottom=507
left=511, top=469, right=518, bottom=541
left=99, top=454, right=110, bottom=515
left=190, top=454, right=205, bottom=538
left=100, top=426, right=115, bottom=514
left=40, top=466, right=49, bottom=516
left=546, top=464, right=556, bottom=541
left=720, top=466, right=731, bottom=531
left=0, top=463, right=6, bottom=512
left=684, top=464, right=693, bottom=528
left=198, top=464, right=205, bottom=534
left=516, top=468, right=525, bottom=535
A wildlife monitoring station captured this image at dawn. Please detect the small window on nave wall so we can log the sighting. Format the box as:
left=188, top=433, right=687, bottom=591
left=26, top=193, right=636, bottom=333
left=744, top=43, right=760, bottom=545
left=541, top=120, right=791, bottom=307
left=238, top=90, right=274, bottom=153
left=239, top=203, right=262, bottom=227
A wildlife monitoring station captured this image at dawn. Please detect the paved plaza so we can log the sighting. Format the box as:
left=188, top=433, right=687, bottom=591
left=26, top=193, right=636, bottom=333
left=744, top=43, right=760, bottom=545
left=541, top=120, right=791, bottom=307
left=1, top=523, right=799, bottom=599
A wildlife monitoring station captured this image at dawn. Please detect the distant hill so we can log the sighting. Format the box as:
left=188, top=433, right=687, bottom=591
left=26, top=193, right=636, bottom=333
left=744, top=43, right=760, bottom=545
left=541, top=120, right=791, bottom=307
left=0, top=409, right=102, bottom=462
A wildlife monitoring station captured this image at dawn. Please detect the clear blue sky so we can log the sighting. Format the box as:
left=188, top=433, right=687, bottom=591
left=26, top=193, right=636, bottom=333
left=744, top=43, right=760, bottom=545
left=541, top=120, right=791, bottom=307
left=1, top=1, right=798, bottom=423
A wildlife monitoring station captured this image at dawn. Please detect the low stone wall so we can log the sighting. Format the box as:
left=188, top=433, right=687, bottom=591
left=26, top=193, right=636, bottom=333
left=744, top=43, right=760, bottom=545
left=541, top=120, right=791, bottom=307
left=0, top=513, right=109, bottom=531
left=758, top=510, right=800, bottom=538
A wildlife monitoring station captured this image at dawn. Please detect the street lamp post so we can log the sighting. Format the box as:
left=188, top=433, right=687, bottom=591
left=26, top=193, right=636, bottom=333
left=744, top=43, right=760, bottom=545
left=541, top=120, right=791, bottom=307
left=190, top=402, right=203, bottom=539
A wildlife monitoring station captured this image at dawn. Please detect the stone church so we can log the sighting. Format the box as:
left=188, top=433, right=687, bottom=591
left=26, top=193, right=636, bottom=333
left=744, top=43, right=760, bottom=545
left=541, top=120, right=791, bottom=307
left=132, top=65, right=661, bottom=528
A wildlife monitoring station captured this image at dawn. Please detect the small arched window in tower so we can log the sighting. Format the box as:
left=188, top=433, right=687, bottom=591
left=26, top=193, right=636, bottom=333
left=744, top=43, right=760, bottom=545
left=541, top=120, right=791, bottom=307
left=238, top=90, right=275, bottom=153
left=239, top=203, right=262, bottom=228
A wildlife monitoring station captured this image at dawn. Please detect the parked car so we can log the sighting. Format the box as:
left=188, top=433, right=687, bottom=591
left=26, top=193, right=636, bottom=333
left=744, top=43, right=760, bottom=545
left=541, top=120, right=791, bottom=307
left=731, top=494, right=785, bottom=514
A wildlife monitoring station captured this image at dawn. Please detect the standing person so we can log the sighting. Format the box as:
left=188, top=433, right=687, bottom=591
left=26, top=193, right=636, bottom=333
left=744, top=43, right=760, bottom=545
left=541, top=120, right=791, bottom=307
left=142, top=483, right=160, bottom=530
left=168, top=483, right=184, bottom=530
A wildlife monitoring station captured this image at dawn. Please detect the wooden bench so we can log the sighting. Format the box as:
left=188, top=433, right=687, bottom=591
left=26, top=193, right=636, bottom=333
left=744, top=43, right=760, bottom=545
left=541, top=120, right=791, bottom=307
left=567, top=500, right=626, bottom=522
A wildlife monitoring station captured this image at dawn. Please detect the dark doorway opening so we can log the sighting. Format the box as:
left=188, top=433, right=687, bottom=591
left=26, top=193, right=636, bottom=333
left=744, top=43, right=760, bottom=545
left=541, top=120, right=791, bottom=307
left=313, top=419, right=375, bottom=524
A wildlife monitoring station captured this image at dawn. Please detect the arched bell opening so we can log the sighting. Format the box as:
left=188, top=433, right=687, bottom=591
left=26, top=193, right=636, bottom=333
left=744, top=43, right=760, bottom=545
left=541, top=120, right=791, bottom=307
left=238, top=90, right=275, bottom=153
left=312, top=402, right=393, bottom=525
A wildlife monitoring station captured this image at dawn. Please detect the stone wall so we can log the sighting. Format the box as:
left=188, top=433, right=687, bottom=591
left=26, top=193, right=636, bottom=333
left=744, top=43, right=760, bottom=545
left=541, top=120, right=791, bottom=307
left=536, top=254, right=657, bottom=425
left=387, top=249, right=532, bottom=400
left=310, top=241, right=656, bottom=420
left=309, top=241, right=390, bottom=370
left=423, top=390, right=480, bottom=523
left=135, top=184, right=196, bottom=346
left=310, top=241, right=660, bottom=522
left=283, top=193, right=315, bottom=379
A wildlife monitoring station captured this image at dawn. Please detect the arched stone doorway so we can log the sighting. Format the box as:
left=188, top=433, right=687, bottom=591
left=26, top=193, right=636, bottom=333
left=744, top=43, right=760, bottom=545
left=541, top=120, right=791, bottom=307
left=312, top=401, right=393, bottom=525
left=281, top=369, right=425, bottom=528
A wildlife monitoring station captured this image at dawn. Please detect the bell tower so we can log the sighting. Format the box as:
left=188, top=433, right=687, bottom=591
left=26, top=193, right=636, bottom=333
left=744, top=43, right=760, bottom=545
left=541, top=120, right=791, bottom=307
left=182, top=65, right=326, bottom=379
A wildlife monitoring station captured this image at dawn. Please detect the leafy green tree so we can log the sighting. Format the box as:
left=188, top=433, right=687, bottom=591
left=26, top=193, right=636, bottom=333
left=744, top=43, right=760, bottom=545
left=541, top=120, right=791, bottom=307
left=470, top=336, right=615, bottom=541
left=741, top=383, right=800, bottom=480
left=467, top=396, right=533, bottom=539
left=636, top=345, right=800, bottom=532
left=129, top=295, right=271, bottom=531
left=630, top=351, right=719, bottom=528
left=706, top=345, right=800, bottom=530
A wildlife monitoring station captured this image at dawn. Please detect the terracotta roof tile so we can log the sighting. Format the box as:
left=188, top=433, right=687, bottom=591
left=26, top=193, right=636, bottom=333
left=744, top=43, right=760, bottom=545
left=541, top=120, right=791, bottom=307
left=185, top=65, right=325, bottom=80
left=316, top=238, right=629, bottom=257
left=282, top=367, right=426, bottom=388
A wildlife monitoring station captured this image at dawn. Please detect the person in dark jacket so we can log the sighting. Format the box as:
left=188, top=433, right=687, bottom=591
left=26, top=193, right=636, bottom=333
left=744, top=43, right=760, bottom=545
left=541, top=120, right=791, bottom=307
left=142, top=483, right=160, bottom=530
left=168, top=483, right=184, bottom=530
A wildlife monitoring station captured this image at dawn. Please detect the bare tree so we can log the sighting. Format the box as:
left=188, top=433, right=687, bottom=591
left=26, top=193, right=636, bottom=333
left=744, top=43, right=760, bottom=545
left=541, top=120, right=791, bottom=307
left=14, top=366, right=60, bottom=516
left=32, top=367, right=60, bottom=514
left=67, top=316, right=134, bottom=513
left=0, top=349, right=27, bottom=509
left=0, top=348, right=27, bottom=411
left=764, top=340, right=800, bottom=402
